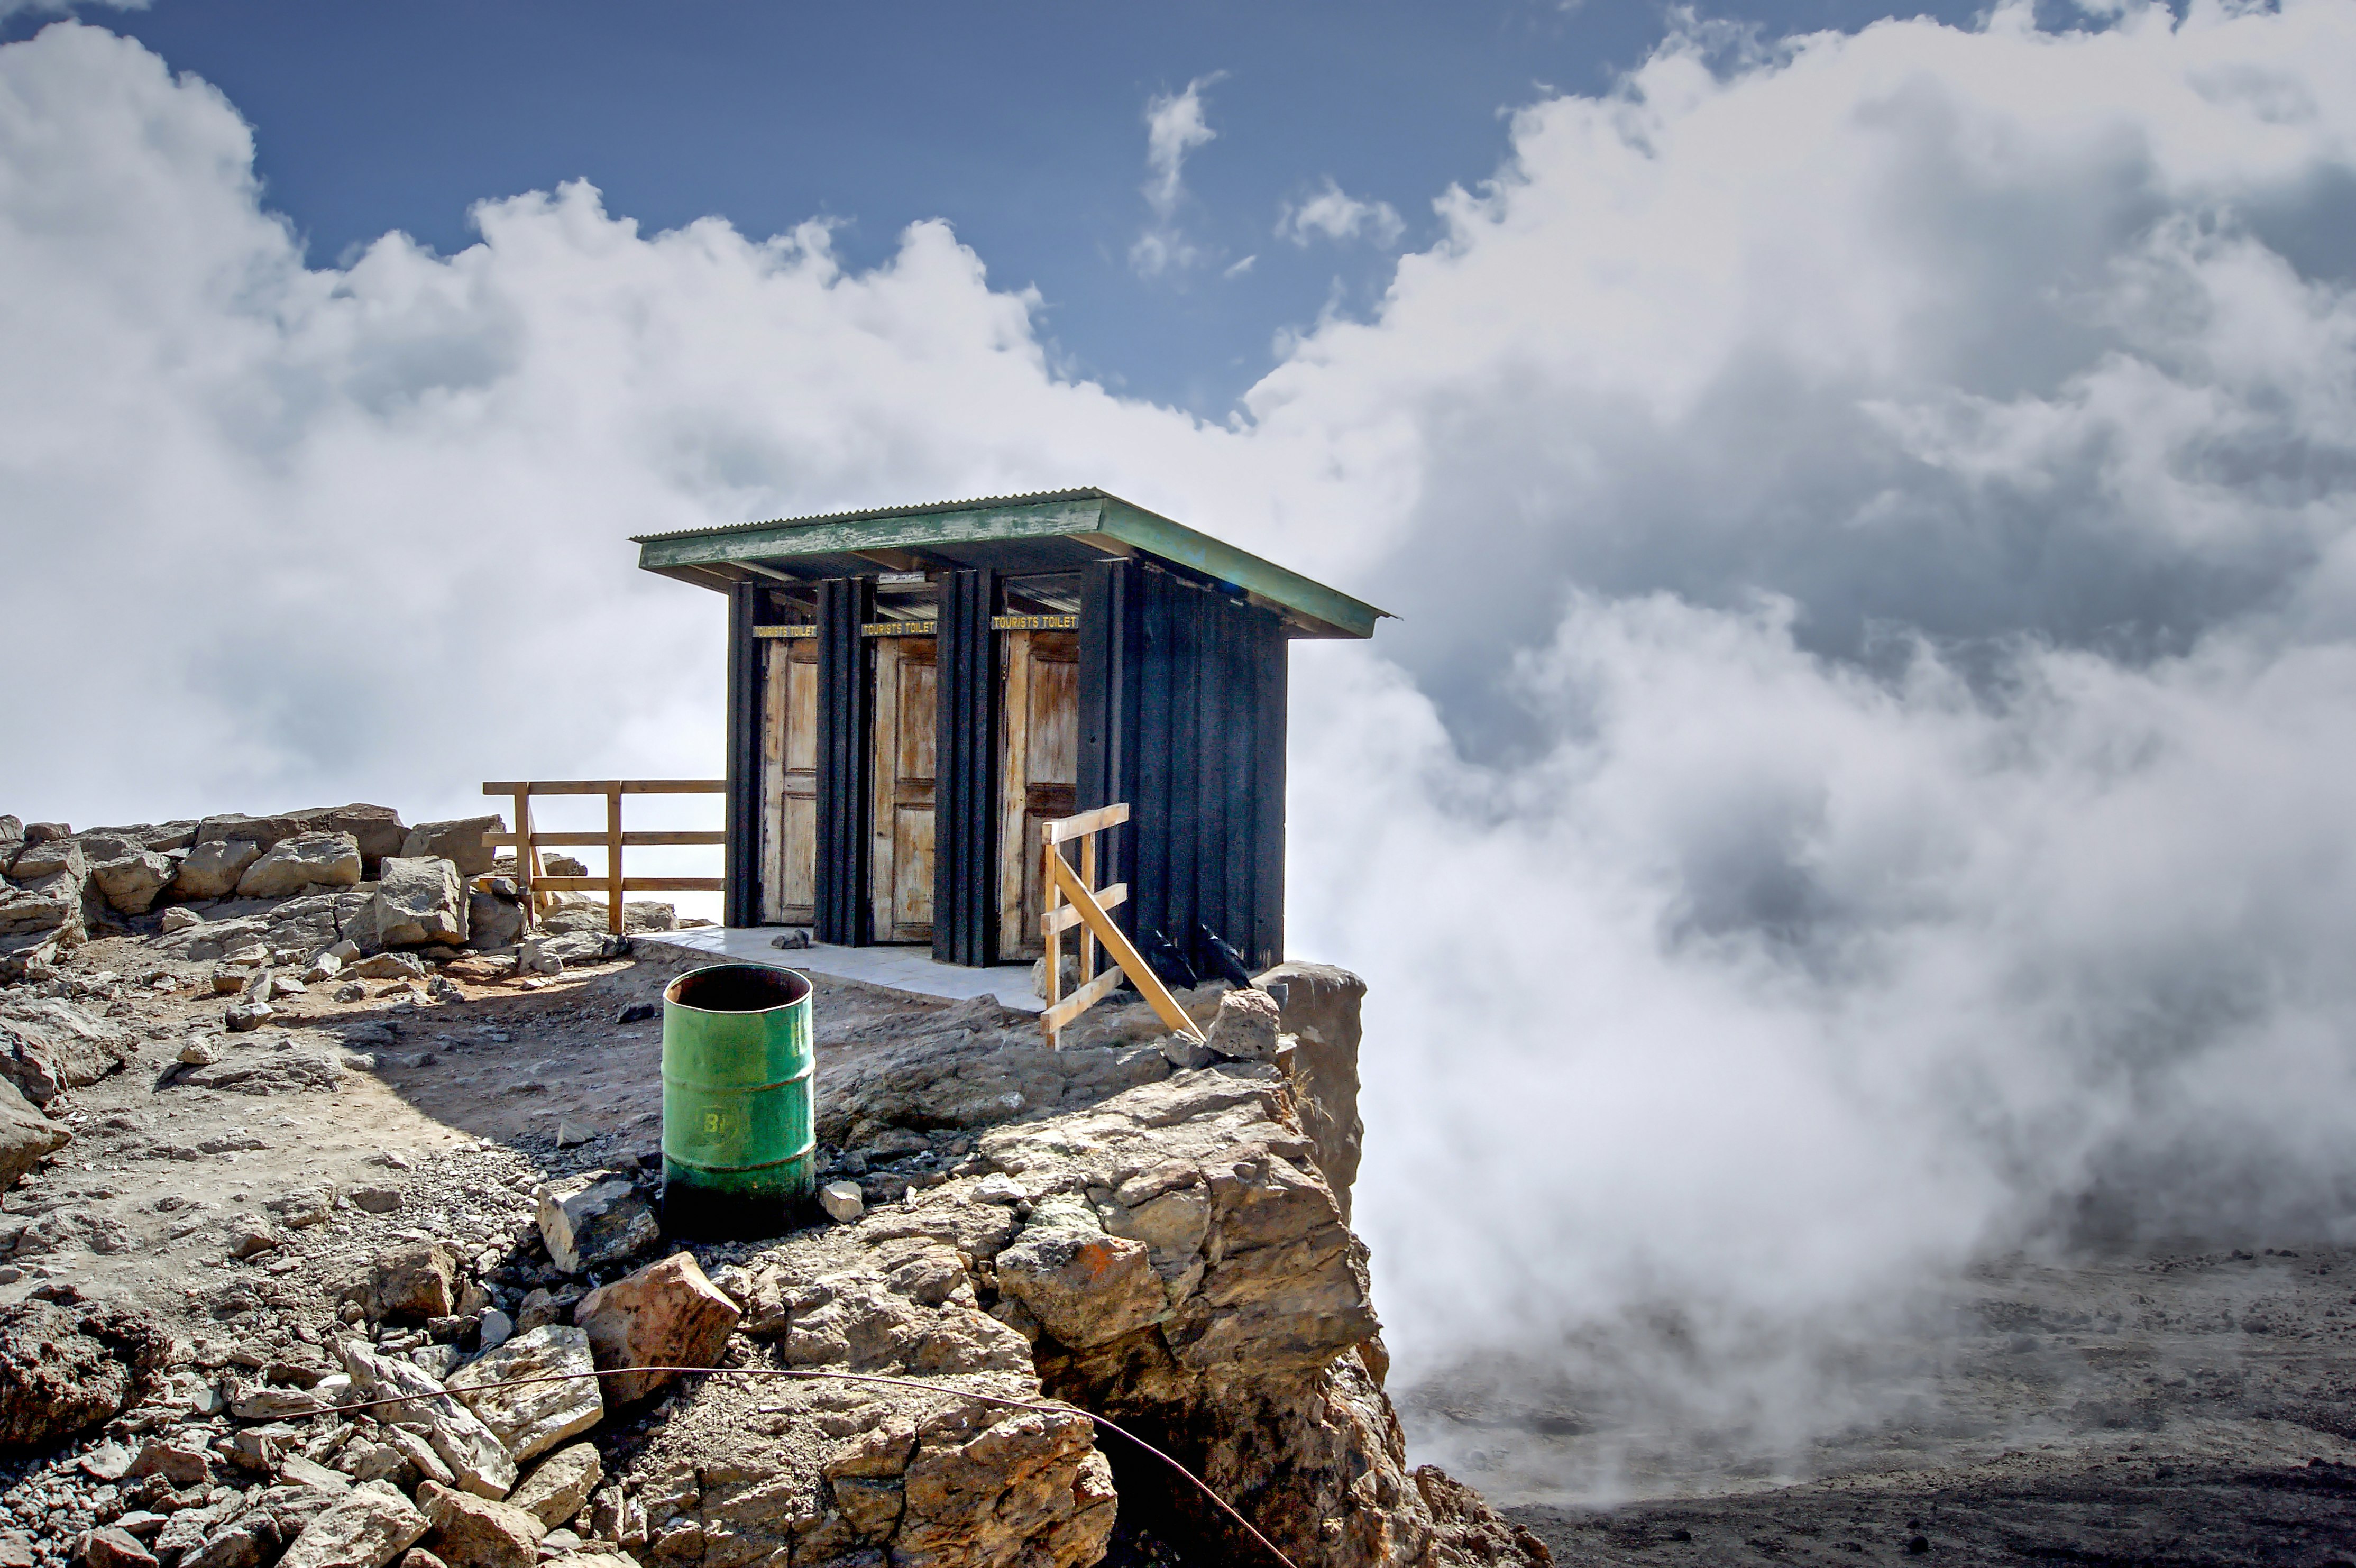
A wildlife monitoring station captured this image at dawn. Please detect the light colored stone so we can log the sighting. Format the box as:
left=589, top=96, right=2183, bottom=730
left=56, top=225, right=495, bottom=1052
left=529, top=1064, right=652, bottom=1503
left=415, top=1481, right=543, bottom=1568
left=475, top=1308, right=514, bottom=1351
left=818, top=1180, right=865, bottom=1223
left=304, top=952, right=345, bottom=984
left=224, top=999, right=274, bottom=1032
left=994, top=1223, right=1165, bottom=1349
left=365, top=1241, right=459, bottom=1319
left=349, top=952, right=425, bottom=981
left=0, top=869, right=83, bottom=940
left=237, top=833, right=363, bottom=900
left=374, top=858, right=468, bottom=948
left=1202, top=986, right=1283, bottom=1061
left=0, top=1078, right=68, bottom=1190
left=269, top=974, right=308, bottom=1000
left=177, top=1038, right=222, bottom=1066
left=399, top=818, right=503, bottom=879
left=504, top=1443, right=601, bottom=1529
left=290, top=804, right=407, bottom=873
left=572, top=1251, right=741, bottom=1406
left=535, top=1176, right=658, bottom=1276
left=340, top=1345, right=516, bottom=1501
left=276, top=1480, right=428, bottom=1568
left=445, top=1326, right=602, bottom=1464
left=157, top=905, right=204, bottom=934
left=91, top=849, right=177, bottom=916
left=171, top=840, right=261, bottom=901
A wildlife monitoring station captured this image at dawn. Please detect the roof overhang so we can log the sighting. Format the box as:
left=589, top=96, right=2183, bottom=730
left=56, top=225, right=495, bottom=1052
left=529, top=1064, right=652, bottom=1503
left=630, top=488, right=1387, bottom=640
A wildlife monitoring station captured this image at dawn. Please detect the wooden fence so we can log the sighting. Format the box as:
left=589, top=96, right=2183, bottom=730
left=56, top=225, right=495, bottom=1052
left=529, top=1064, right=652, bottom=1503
left=1039, top=802, right=1204, bottom=1049
left=481, top=780, right=727, bottom=936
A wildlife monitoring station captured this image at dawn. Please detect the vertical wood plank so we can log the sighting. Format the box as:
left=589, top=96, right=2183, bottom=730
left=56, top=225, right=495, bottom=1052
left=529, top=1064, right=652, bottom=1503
left=724, top=580, right=763, bottom=928
left=934, top=568, right=997, bottom=967
left=513, top=790, right=535, bottom=928
left=1252, top=611, right=1289, bottom=971
left=1134, top=567, right=1172, bottom=978
left=606, top=784, right=625, bottom=936
left=1078, top=831, right=1097, bottom=983
left=996, top=630, right=1035, bottom=958
left=814, top=576, right=874, bottom=946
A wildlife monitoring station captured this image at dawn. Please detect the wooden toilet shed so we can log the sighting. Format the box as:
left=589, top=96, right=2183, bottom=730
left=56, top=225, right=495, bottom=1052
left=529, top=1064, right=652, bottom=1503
left=632, top=489, right=1383, bottom=977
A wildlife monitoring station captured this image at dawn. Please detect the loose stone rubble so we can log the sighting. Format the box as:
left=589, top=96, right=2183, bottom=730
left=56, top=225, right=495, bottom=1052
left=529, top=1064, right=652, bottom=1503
left=0, top=797, right=1539, bottom=1568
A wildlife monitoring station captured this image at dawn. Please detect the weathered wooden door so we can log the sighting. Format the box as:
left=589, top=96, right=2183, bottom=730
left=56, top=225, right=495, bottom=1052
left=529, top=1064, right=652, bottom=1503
left=996, top=629, right=1079, bottom=960
left=870, top=635, right=938, bottom=943
left=759, top=636, right=819, bottom=925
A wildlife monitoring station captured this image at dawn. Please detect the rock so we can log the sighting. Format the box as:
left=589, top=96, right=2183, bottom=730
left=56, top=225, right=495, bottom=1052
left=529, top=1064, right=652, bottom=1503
left=159, top=906, right=205, bottom=934
left=210, top=968, right=247, bottom=995
left=196, top=813, right=306, bottom=852
left=290, top=805, right=407, bottom=876
left=512, top=940, right=561, bottom=978
left=399, top=818, right=503, bottom=879
left=225, top=999, right=275, bottom=1032
left=1259, top=961, right=1366, bottom=1220
left=226, top=1220, right=279, bottom=1258
left=172, top=840, right=262, bottom=901
left=269, top=973, right=309, bottom=1000
left=572, top=1251, right=740, bottom=1406
left=334, top=981, right=367, bottom=1003
left=236, top=832, right=364, bottom=899
left=8, top=836, right=86, bottom=883
left=514, top=1287, right=583, bottom=1333
left=349, top=952, right=425, bottom=981
left=0, top=1078, right=68, bottom=1189
left=445, top=1327, right=602, bottom=1463
left=415, top=1481, right=544, bottom=1568
left=1202, top=986, right=1282, bottom=1061
left=338, top=1345, right=517, bottom=1501
left=0, top=868, right=84, bottom=941
left=535, top=1175, right=658, bottom=1275
left=476, top=1307, right=513, bottom=1350
left=129, top=1436, right=213, bottom=1487
left=348, top=1185, right=404, bottom=1214
left=464, top=892, right=523, bottom=951
left=304, top=952, right=345, bottom=983
left=1158, top=1031, right=1214, bottom=1070
left=178, top=1037, right=224, bottom=1065
left=0, top=995, right=134, bottom=1105
left=0, top=1298, right=168, bottom=1451
left=276, top=1481, right=429, bottom=1568
left=365, top=1242, right=461, bottom=1321
left=73, top=1528, right=154, bottom=1568
left=994, top=1224, right=1165, bottom=1349
left=818, top=1180, right=865, bottom=1223
left=396, top=1554, right=446, bottom=1568
left=90, top=849, right=177, bottom=916
left=374, top=858, right=468, bottom=948
left=505, top=1444, right=600, bottom=1529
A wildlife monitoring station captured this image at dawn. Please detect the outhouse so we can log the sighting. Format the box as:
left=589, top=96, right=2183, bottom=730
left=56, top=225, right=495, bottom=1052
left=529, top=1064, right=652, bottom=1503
left=632, top=489, right=1384, bottom=977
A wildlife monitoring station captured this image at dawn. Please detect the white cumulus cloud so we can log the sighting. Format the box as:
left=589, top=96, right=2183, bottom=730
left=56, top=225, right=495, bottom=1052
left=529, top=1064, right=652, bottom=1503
left=1130, top=71, right=1225, bottom=278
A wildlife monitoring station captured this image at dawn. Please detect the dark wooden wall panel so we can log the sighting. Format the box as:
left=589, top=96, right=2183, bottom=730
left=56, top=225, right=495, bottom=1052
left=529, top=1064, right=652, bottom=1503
left=725, top=582, right=763, bottom=929
left=933, top=568, right=999, bottom=966
left=814, top=576, right=874, bottom=946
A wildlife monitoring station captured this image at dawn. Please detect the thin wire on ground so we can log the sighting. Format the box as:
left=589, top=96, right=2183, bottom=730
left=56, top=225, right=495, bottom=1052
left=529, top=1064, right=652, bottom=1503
left=312, top=1362, right=1299, bottom=1568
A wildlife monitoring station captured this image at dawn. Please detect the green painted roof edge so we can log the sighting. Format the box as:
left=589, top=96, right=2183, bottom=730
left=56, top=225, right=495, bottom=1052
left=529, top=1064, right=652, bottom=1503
left=632, top=488, right=1387, bottom=639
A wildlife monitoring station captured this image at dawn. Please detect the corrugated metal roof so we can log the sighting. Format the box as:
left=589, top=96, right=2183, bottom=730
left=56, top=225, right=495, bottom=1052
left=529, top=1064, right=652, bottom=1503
left=629, top=488, right=1111, bottom=545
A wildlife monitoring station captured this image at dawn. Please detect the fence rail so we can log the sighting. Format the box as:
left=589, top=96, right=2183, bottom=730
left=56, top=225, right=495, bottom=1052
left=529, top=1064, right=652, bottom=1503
left=482, top=779, right=726, bottom=935
left=1039, top=802, right=1203, bottom=1049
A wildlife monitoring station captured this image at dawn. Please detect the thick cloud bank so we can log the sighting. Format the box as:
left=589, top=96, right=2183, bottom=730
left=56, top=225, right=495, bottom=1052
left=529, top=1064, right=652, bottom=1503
left=10, top=2, right=2356, bottom=1493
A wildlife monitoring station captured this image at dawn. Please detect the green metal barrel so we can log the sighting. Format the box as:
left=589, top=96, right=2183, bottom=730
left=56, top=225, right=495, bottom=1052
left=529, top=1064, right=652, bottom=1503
left=660, top=962, right=814, bottom=1239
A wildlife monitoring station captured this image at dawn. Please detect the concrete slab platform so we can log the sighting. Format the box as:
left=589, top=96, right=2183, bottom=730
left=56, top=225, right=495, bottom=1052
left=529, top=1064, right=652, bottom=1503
left=635, top=925, right=1047, bottom=1013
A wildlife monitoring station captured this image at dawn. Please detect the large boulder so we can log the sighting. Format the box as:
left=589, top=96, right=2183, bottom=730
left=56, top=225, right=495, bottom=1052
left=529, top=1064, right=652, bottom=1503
left=290, top=804, right=407, bottom=876
left=88, top=845, right=177, bottom=916
left=0, top=870, right=84, bottom=940
left=415, top=1482, right=543, bottom=1568
left=994, top=1223, right=1165, bottom=1350
left=236, top=832, right=363, bottom=899
left=536, top=1175, right=658, bottom=1275
left=172, top=838, right=261, bottom=900
left=363, top=1242, right=460, bottom=1321
left=0, top=1299, right=169, bottom=1452
left=445, top=1327, right=602, bottom=1464
left=573, top=1252, right=740, bottom=1406
left=6, top=837, right=84, bottom=884
left=0, top=996, right=134, bottom=1105
left=374, top=857, right=467, bottom=947
left=1259, top=961, right=1367, bottom=1221
left=338, top=1345, right=516, bottom=1501
left=466, top=890, right=524, bottom=950
left=195, top=813, right=305, bottom=853
left=274, top=1481, right=428, bottom=1568
left=506, top=1443, right=601, bottom=1529
left=400, top=818, right=502, bottom=879
left=0, top=1078, right=69, bottom=1189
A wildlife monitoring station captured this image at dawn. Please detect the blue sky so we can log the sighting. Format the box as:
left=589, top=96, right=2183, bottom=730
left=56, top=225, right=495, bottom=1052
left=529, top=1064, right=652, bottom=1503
left=6, top=0, right=1985, bottom=412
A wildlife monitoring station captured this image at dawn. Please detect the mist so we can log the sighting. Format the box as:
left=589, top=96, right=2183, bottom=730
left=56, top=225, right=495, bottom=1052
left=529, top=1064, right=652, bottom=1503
left=8, top=0, right=2356, bottom=1500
